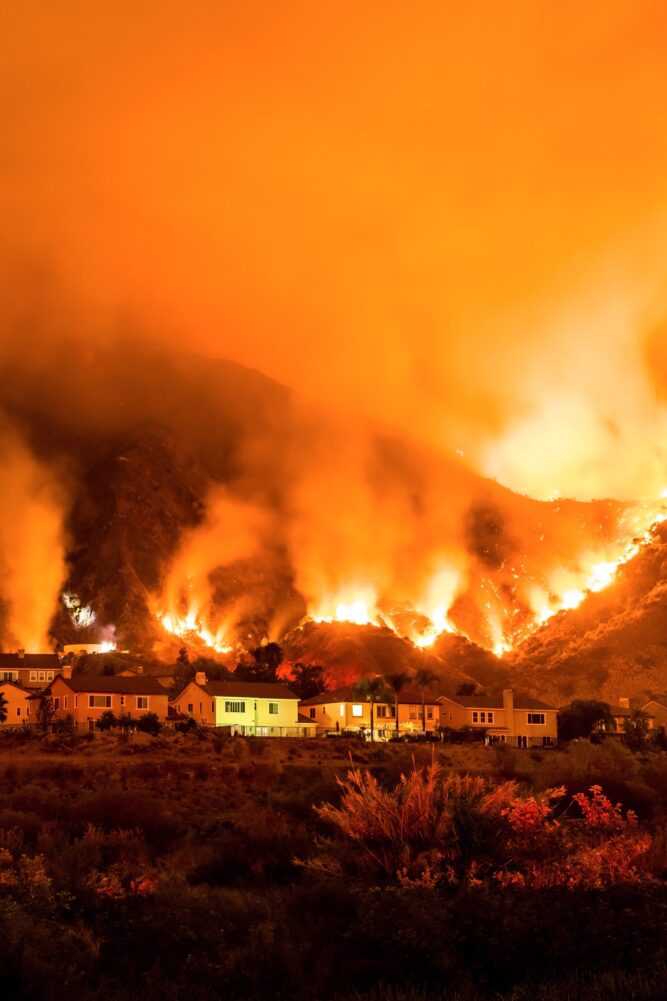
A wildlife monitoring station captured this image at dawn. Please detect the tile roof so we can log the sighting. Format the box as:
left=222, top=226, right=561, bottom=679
left=196, top=680, right=297, bottom=700
left=441, top=693, right=557, bottom=711
left=0, top=653, right=60, bottom=668
left=55, top=675, right=169, bottom=695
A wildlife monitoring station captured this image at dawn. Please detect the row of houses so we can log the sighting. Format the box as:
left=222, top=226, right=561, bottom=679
left=2, top=653, right=665, bottom=746
left=0, top=662, right=559, bottom=746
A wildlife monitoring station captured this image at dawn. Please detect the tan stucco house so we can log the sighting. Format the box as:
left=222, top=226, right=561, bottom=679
left=438, top=689, right=558, bottom=747
left=0, top=651, right=61, bottom=690
left=41, top=666, right=169, bottom=729
left=171, top=673, right=315, bottom=736
left=0, top=681, right=34, bottom=725
left=300, top=684, right=441, bottom=738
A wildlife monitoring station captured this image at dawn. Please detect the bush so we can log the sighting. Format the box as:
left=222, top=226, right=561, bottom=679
left=136, top=713, right=162, bottom=737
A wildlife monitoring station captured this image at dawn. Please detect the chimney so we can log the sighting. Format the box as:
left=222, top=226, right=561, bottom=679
left=17, top=648, right=25, bottom=660
left=195, top=671, right=207, bottom=686
left=618, top=697, right=630, bottom=709
left=61, top=664, right=73, bottom=680
left=503, top=689, right=514, bottom=716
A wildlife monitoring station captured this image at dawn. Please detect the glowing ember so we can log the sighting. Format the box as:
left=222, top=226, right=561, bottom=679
left=63, top=592, right=96, bottom=629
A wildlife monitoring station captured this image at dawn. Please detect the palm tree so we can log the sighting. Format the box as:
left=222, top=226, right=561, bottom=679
left=0, top=692, right=7, bottom=725
left=384, top=671, right=411, bottom=740
left=353, top=676, right=392, bottom=742
left=413, top=666, right=438, bottom=735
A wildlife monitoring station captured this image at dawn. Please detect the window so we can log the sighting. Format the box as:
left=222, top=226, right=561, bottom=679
left=339, top=704, right=344, bottom=717
left=38, top=672, right=45, bottom=682
left=487, top=711, right=494, bottom=723
left=409, top=706, right=417, bottom=720
left=74, top=696, right=78, bottom=708
left=30, top=671, right=37, bottom=682
left=63, top=696, right=68, bottom=710
left=120, top=695, right=126, bottom=707
left=88, top=695, right=112, bottom=708
left=137, top=697, right=149, bottom=710
left=527, top=713, right=545, bottom=725
left=427, top=707, right=433, bottom=720
left=1, top=671, right=17, bottom=681
left=309, top=707, right=316, bottom=719
left=351, top=704, right=363, bottom=717
left=16, top=707, right=21, bottom=717
left=224, top=701, right=246, bottom=713
left=199, top=702, right=203, bottom=714
left=472, top=711, right=479, bottom=723
left=268, top=702, right=279, bottom=714
left=542, top=736, right=553, bottom=747
left=376, top=705, right=396, bottom=718
left=211, top=701, right=215, bottom=713
left=46, top=672, right=54, bottom=681
left=187, top=703, right=193, bottom=714
left=54, top=697, right=60, bottom=710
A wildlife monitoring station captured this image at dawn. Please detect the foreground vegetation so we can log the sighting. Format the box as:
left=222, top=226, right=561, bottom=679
left=1, top=732, right=667, bottom=999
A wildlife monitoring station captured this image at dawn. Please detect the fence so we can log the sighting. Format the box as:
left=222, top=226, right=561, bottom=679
left=214, top=724, right=317, bottom=738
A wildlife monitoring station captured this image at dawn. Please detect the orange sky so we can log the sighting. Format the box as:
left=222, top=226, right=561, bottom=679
left=2, top=1, right=667, bottom=498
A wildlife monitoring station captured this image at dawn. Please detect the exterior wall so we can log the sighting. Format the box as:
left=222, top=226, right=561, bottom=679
left=438, top=697, right=557, bottom=747
left=305, top=699, right=439, bottom=736
left=0, top=685, right=32, bottom=725
left=173, top=682, right=216, bottom=725
left=48, top=678, right=168, bottom=726
left=0, top=666, right=59, bottom=689
left=642, top=702, right=666, bottom=728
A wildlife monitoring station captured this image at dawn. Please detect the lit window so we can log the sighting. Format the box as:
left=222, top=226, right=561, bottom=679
left=137, top=697, right=149, bottom=710
left=527, top=713, right=545, bottom=725
left=268, top=702, right=279, bottom=714
left=376, top=705, right=396, bottom=718
left=351, top=704, right=363, bottom=717
left=339, top=704, right=344, bottom=717
left=224, top=701, right=246, bottom=713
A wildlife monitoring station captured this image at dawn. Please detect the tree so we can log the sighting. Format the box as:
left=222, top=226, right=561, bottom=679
left=353, top=676, right=392, bottom=742
left=96, top=710, right=118, bottom=731
left=236, top=643, right=283, bottom=683
left=558, top=700, right=613, bottom=741
left=177, top=646, right=190, bottom=666
left=623, top=710, right=649, bottom=750
left=413, top=667, right=438, bottom=734
left=0, top=692, right=7, bottom=724
left=289, top=663, right=326, bottom=701
left=456, top=681, right=478, bottom=696
left=384, top=671, right=411, bottom=739
left=137, top=712, right=162, bottom=737
left=37, top=696, right=55, bottom=733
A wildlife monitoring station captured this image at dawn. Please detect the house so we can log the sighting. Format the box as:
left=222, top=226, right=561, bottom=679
left=0, top=651, right=61, bottom=690
left=641, top=697, right=667, bottom=730
left=171, top=672, right=315, bottom=736
left=601, top=697, right=655, bottom=735
left=41, top=665, right=169, bottom=729
left=0, top=681, right=34, bottom=726
left=299, top=685, right=441, bottom=738
left=437, top=689, right=558, bottom=747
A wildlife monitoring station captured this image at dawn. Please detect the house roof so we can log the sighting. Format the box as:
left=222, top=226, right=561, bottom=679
left=298, top=713, right=318, bottom=725
left=0, top=680, right=31, bottom=694
left=440, top=693, right=557, bottom=711
left=299, top=684, right=441, bottom=707
left=642, top=698, right=667, bottom=710
left=187, top=680, right=298, bottom=700
left=0, top=653, right=60, bottom=668
left=54, top=675, right=169, bottom=695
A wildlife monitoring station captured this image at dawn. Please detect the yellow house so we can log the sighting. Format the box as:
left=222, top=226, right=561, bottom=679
left=0, top=681, right=34, bottom=726
left=42, top=665, right=169, bottom=729
left=171, top=673, right=315, bottom=736
left=438, top=689, right=558, bottom=747
left=300, top=685, right=441, bottom=738
left=641, top=697, right=665, bottom=730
